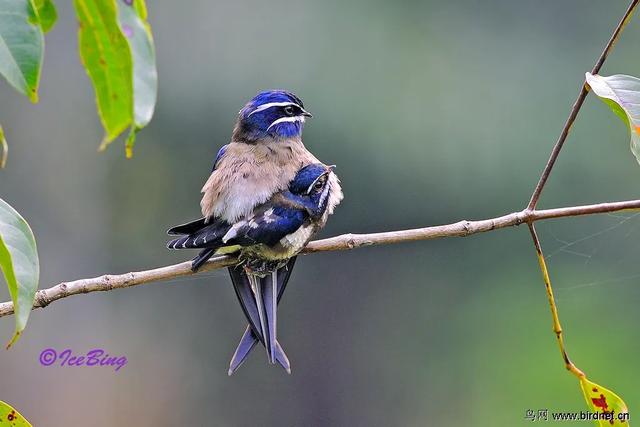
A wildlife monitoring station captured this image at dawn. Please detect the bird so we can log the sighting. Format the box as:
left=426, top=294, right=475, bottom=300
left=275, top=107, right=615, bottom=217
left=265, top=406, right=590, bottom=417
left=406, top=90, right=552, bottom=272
left=168, top=163, right=340, bottom=374
left=167, top=90, right=343, bottom=373
left=199, top=90, right=340, bottom=225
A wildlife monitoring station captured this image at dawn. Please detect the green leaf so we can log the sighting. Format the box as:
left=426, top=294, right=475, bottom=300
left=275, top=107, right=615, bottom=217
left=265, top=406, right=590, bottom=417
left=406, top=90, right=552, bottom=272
left=0, top=125, right=7, bottom=169
left=116, top=0, right=157, bottom=158
left=33, top=0, right=57, bottom=33
left=132, top=0, right=146, bottom=19
left=0, top=401, right=32, bottom=426
left=73, top=0, right=157, bottom=156
left=0, top=198, right=39, bottom=348
left=0, top=0, right=44, bottom=102
left=74, top=0, right=133, bottom=146
left=586, top=72, right=640, bottom=165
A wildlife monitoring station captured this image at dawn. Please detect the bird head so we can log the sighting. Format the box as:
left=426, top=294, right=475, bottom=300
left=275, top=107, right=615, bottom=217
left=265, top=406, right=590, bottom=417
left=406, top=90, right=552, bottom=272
left=233, top=90, right=312, bottom=142
left=289, top=163, right=335, bottom=219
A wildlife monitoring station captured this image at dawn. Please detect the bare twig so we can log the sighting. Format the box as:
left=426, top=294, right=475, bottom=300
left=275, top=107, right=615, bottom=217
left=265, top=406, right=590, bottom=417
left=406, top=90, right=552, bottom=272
left=2, top=198, right=640, bottom=319
left=528, top=224, right=585, bottom=378
left=523, top=0, right=639, bottom=384
left=527, top=0, right=640, bottom=210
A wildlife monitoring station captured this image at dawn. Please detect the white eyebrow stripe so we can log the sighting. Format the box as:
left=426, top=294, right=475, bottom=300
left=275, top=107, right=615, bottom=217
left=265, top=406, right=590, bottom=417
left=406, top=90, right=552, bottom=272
left=306, top=173, right=325, bottom=194
left=319, top=175, right=332, bottom=206
left=248, top=102, right=300, bottom=116
left=266, top=116, right=305, bottom=131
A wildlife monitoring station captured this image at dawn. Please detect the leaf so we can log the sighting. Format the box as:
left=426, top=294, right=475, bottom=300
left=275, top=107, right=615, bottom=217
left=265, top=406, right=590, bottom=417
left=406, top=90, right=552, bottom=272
left=580, top=377, right=630, bottom=426
left=74, top=0, right=133, bottom=146
left=0, top=401, right=32, bottom=426
left=116, top=0, right=157, bottom=158
left=0, top=125, right=7, bottom=169
left=125, top=126, right=140, bottom=159
left=73, top=0, right=157, bottom=156
left=0, top=0, right=44, bottom=102
left=132, top=0, right=146, bottom=19
left=33, top=0, right=57, bottom=33
left=585, top=73, right=640, bottom=165
left=0, top=198, right=39, bottom=348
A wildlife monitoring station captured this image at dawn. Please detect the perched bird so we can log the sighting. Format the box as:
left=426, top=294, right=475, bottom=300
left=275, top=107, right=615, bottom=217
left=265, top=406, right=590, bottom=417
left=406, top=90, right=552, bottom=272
left=199, top=90, right=339, bottom=224
left=167, top=90, right=343, bottom=373
left=168, top=163, right=339, bottom=373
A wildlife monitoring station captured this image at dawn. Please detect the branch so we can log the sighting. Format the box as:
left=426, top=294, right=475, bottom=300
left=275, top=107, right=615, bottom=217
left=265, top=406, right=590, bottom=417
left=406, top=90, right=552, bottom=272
left=527, top=0, right=640, bottom=209
left=2, top=198, right=640, bottom=318
left=528, top=223, right=585, bottom=378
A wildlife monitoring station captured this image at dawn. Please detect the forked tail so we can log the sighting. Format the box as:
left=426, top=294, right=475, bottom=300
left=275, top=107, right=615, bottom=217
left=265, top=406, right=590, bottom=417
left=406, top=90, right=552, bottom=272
left=227, top=257, right=297, bottom=374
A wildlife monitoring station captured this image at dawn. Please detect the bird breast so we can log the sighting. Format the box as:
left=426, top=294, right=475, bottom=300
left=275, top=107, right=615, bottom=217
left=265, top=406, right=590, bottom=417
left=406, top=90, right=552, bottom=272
left=200, top=139, right=319, bottom=223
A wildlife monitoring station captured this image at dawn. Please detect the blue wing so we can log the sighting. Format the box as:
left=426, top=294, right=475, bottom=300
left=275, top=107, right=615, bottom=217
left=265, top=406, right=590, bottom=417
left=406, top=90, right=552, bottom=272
left=211, top=144, right=228, bottom=172
left=167, top=217, right=208, bottom=235
left=166, top=219, right=231, bottom=249
left=225, top=206, right=305, bottom=247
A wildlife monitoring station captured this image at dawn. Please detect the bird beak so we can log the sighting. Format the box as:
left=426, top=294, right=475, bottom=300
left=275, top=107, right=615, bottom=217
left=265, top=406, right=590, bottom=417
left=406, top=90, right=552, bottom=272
left=301, top=109, right=313, bottom=118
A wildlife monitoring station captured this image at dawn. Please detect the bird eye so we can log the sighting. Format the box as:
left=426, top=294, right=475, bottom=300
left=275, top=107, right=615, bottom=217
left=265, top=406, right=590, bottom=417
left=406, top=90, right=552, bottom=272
left=313, top=180, right=324, bottom=190
left=283, top=106, right=295, bottom=116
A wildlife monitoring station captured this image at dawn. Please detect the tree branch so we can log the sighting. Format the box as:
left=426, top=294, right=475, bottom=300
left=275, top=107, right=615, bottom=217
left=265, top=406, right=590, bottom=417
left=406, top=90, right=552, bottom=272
left=528, top=223, right=586, bottom=378
left=2, top=198, right=640, bottom=319
left=527, top=0, right=639, bottom=210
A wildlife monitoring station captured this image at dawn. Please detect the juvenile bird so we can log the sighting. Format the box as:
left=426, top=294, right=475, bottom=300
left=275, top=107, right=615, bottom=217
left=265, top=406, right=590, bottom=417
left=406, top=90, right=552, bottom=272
left=167, top=90, right=343, bottom=373
left=168, top=163, right=339, bottom=373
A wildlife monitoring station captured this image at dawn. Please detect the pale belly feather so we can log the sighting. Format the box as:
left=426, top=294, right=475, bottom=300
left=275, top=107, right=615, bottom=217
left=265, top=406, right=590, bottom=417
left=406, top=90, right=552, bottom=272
left=239, top=224, right=315, bottom=261
left=200, top=139, right=320, bottom=223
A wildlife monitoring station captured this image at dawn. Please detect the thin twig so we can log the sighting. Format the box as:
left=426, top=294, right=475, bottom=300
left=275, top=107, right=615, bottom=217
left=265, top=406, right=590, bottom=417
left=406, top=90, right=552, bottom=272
left=528, top=223, right=585, bottom=379
left=527, top=0, right=639, bottom=210
left=2, top=198, right=640, bottom=319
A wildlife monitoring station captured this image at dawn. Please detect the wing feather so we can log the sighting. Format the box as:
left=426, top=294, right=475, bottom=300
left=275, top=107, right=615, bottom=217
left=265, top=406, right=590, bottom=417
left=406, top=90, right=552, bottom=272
left=225, top=206, right=305, bottom=247
left=166, top=220, right=231, bottom=249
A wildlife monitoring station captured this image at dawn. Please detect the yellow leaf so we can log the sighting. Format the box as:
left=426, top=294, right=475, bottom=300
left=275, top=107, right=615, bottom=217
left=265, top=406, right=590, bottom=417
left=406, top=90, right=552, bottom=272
left=580, top=377, right=630, bottom=426
left=0, top=401, right=32, bottom=426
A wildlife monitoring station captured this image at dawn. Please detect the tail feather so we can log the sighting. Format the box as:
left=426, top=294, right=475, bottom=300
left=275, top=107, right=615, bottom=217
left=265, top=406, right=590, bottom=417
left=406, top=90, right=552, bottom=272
left=191, top=248, right=216, bottom=272
left=228, top=265, right=263, bottom=340
left=260, top=271, right=277, bottom=363
left=275, top=341, right=291, bottom=374
left=227, top=257, right=297, bottom=374
left=228, top=326, right=291, bottom=375
left=249, top=274, right=271, bottom=362
left=228, top=326, right=258, bottom=375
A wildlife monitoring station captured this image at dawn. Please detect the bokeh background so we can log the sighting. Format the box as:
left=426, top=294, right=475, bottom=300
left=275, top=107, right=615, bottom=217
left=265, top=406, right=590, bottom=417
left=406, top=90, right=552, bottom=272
left=2, top=0, right=640, bottom=425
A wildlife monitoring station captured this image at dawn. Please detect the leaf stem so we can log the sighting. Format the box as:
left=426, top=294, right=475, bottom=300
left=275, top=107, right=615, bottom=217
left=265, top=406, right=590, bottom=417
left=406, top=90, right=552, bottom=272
left=528, top=224, right=585, bottom=379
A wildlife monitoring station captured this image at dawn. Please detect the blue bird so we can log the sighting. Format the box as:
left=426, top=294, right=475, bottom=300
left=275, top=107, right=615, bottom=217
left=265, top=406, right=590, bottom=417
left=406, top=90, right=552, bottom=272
left=199, top=90, right=341, bottom=224
left=168, top=163, right=339, bottom=374
left=167, top=90, right=343, bottom=373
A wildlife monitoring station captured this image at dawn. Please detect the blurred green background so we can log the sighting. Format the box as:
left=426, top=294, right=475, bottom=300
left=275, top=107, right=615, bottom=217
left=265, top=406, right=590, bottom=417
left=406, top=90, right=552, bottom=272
left=2, top=0, right=640, bottom=425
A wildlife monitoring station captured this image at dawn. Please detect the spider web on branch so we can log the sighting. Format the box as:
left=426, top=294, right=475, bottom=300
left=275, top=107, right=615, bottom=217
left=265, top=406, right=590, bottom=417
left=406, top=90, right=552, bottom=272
left=539, top=211, right=640, bottom=297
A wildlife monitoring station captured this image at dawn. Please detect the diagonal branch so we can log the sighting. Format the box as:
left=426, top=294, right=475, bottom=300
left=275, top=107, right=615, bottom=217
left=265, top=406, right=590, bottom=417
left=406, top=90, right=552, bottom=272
left=2, top=198, right=640, bottom=319
left=527, top=0, right=640, bottom=210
